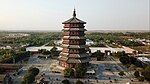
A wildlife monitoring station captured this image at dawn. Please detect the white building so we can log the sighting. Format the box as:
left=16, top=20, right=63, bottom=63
left=26, top=46, right=63, bottom=52
left=137, top=57, right=150, bottom=64
left=26, top=46, right=134, bottom=54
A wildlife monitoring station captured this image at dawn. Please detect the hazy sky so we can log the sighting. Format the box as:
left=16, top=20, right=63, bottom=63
left=0, top=0, right=149, bottom=30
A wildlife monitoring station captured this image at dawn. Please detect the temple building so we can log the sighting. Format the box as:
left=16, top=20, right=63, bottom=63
left=58, top=9, right=90, bottom=68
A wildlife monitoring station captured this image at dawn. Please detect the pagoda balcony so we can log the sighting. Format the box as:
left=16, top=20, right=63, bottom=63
left=62, top=41, right=86, bottom=45
left=62, top=49, right=86, bottom=54
left=63, top=33, right=85, bottom=36
left=64, top=26, right=85, bottom=28
left=63, top=24, right=85, bottom=28
left=63, top=28, right=87, bottom=31
left=63, top=32, right=85, bottom=36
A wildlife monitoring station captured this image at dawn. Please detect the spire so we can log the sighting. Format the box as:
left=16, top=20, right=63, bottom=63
left=73, top=8, right=76, bottom=17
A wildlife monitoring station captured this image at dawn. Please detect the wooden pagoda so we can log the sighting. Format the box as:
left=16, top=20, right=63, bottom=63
left=58, top=9, right=90, bottom=68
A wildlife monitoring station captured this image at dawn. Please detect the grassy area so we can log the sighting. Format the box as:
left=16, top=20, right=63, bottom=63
left=0, top=74, right=6, bottom=81
left=0, top=74, right=5, bottom=78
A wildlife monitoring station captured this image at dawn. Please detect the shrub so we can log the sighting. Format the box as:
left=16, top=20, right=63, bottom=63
left=128, top=64, right=136, bottom=71
left=138, top=76, right=145, bottom=82
left=134, top=71, right=139, bottom=78
left=118, top=71, right=125, bottom=76
left=75, top=64, right=87, bottom=78
left=22, top=67, right=39, bottom=83
left=23, top=73, right=35, bottom=83
left=62, top=79, right=70, bottom=84
left=28, top=67, right=39, bottom=76
left=141, top=66, right=150, bottom=81
left=119, top=56, right=130, bottom=65
left=76, top=80, right=83, bottom=84
left=137, top=67, right=144, bottom=72
left=63, top=67, right=74, bottom=77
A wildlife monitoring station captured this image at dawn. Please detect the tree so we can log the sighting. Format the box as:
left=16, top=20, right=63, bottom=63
left=135, top=60, right=143, bottom=68
left=28, top=67, right=39, bottom=76
left=114, top=51, right=125, bottom=58
left=50, top=46, right=59, bottom=57
left=23, top=73, right=35, bottom=83
left=63, top=67, right=74, bottom=77
left=130, top=56, right=137, bottom=64
left=0, top=66, right=5, bottom=73
left=137, top=67, right=144, bottom=72
left=118, top=71, right=125, bottom=76
left=22, top=67, right=39, bottom=83
left=76, top=80, right=83, bottom=84
left=138, top=76, right=145, bottom=82
left=134, top=71, right=140, bottom=78
left=19, top=47, right=26, bottom=51
left=62, top=79, right=70, bottom=84
left=20, top=81, right=26, bottom=84
left=128, top=64, right=135, bottom=71
left=94, top=50, right=104, bottom=61
left=141, top=66, right=150, bottom=81
left=75, top=64, right=87, bottom=78
left=41, top=49, right=50, bottom=55
left=119, top=56, right=130, bottom=65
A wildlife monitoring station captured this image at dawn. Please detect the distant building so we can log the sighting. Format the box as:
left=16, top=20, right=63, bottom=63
left=0, top=46, right=12, bottom=49
left=26, top=46, right=62, bottom=53
left=86, top=39, right=95, bottom=46
left=58, top=9, right=90, bottom=68
left=137, top=57, right=150, bottom=65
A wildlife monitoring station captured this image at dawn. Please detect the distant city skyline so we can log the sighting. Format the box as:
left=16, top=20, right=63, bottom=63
left=0, top=0, right=149, bottom=31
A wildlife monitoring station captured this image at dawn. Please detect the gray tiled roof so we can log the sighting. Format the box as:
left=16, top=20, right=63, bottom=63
left=63, top=28, right=87, bottom=31
left=67, top=58, right=90, bottom=63
left=62, top=17, right=86, bottom=24
left=63, top=36, right=86, bottom=39
left=60, top=52, right=90, bottom=58
left=62, top=44, right=86, bottom=48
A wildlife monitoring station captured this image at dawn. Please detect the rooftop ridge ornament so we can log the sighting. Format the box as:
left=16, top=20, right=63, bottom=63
left=73, top=8, right=76, bottom=17
left=62, top=9, right=86, bottom=24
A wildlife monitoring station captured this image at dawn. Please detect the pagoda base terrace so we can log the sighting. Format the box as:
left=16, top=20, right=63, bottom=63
left=59, top=61, right=89, bottom=68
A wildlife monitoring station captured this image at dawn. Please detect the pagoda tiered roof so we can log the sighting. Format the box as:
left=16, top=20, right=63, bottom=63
left=67, top=58, right=90, bottom=63
left=63, top=28, right=87, bottom=31
left=63, top=36, right=86, bottom=39
left=60, top=52, right=89, bottom=58
left=62, top=44, right=86, bottom=48
left=58, top=56, right=90, bottom=63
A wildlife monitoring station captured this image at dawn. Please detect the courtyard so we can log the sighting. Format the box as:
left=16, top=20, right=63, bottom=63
left=11, top=54, right=149, bottom=84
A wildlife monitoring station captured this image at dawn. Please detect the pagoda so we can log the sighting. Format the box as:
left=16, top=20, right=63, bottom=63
left=58, top=9, right=90, bottom=68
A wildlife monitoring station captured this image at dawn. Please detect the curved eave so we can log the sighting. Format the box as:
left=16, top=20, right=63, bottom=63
left=66, top=58, right=90, bottom=63
left=58, top=56, right=68, bottom=62
left=62, top=44, right=86, bottom=48
left=62, top=28, right=87, bottom=31
left=62, top=17, right=86, bottom=24
left=60, top=52, right=90, bottom=58
left=63, top=36, right=86, bottom=39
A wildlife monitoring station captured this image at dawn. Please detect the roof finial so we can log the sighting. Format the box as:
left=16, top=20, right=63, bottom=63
left=73, top=8, right=76, bottom=17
